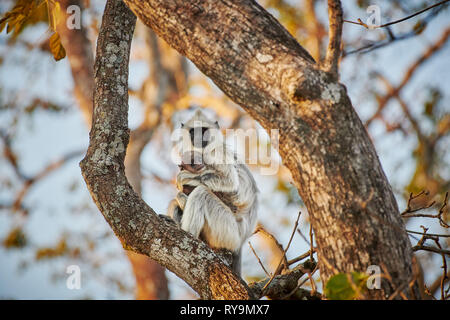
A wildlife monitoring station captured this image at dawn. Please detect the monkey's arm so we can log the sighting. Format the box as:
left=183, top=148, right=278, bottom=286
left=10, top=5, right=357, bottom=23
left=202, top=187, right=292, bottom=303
left=167, top=191, right=188, bottom=224
left=181, top=185, right=243, bottom=252
left=177, top=164, right=239, bottom=193
left=167, top=199, right=183, bottom=224
left=176, top=169, right=203, bottom=191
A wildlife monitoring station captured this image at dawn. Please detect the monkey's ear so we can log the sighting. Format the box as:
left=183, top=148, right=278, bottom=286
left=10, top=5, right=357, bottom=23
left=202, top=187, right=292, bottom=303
left=214, top=120, right=219, bottom=128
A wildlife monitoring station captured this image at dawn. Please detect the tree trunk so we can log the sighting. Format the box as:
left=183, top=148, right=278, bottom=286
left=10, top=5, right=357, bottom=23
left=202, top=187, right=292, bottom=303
left=119, top=0, right=419, bottom=299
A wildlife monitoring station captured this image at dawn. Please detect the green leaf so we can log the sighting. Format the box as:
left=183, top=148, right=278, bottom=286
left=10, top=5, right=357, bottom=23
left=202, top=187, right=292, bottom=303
left=324, top=272, right=369, bottom=300
left=49, top=32, right=66, bottom=61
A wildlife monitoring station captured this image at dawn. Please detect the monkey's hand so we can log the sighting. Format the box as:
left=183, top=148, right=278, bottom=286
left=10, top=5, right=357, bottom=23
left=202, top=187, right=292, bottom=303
left=176, top=169, right=203, bottom=191
left=167, top=198, right=183, bottom=225
left=198, top=165, right=239, bottom=193
left=175, top=191, right=188, bottom=211
left=167, top=191, right=189, bottom=225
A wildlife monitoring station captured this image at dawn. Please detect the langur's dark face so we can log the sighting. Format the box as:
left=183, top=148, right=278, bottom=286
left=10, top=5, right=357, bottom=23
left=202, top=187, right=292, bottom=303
left=189, top=126, right=212, bottom=148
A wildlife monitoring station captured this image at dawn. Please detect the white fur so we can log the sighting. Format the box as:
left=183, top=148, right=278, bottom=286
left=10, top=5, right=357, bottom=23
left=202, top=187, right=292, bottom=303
left=168, top=110, right=258, bottom=274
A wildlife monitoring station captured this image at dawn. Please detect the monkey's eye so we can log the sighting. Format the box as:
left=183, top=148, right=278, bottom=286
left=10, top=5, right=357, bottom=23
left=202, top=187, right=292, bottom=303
left=189, top=127, right=211, bottom=148
left=188, top=127, right=209, bottom=136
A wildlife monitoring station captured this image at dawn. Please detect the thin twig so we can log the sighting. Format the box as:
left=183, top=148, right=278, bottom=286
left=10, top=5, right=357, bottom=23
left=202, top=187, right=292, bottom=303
left=281, top=264, right=319, bottom=299
left=249, top=260, right=320, bottom=300
left=412, top=245, right=450, bottom=255
left=261, top=211, right=302, bottom=295
left=406, top=229, right=450, bottom=238
left=248, top=241, right=271, bottom=277
left=296, top=228, right=310, bottom=245
left=287, top=248, right=316, bottom=266
left=254, top=225, right=288, bottom=271
left=11, top=150, right=84, bottom=212
left=323, top=0, right=343, bottom=77
left=429, top=270, right=450, bottom=297
left=402, top=192, right=449, bottom=228
left=413, top=227, right=449, bottom=300
left=344, top=0, right=450, bottom=29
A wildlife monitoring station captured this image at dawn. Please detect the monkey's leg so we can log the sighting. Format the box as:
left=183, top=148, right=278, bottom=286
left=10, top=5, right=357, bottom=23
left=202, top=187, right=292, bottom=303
left=181, top=186, right=242, bottom=252
left=232, top=249, right=242, bottom=276
left=167, top=199, right=183, bottom=224
left=175, top=192, right=188, bottom=210
left=167, top=191, right=189, bottom=224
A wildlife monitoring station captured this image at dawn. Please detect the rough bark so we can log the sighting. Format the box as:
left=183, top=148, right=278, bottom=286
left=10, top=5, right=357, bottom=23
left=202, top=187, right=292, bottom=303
left=80, top=0, right=252, bottom=299
left=249, top=260, right=320, bottom=300
left=57, top=0, right=169, bottom=300
left=119, top=0, right=419, bottom=299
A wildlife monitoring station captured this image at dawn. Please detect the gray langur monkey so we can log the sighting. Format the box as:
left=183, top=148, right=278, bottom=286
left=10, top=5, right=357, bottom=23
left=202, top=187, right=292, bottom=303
left=167, top=109, right=258, bottom=275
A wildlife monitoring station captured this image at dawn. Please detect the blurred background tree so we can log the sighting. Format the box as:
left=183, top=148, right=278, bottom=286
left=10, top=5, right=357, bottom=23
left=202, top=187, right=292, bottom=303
left=0, top=0, right=448, bottom=299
